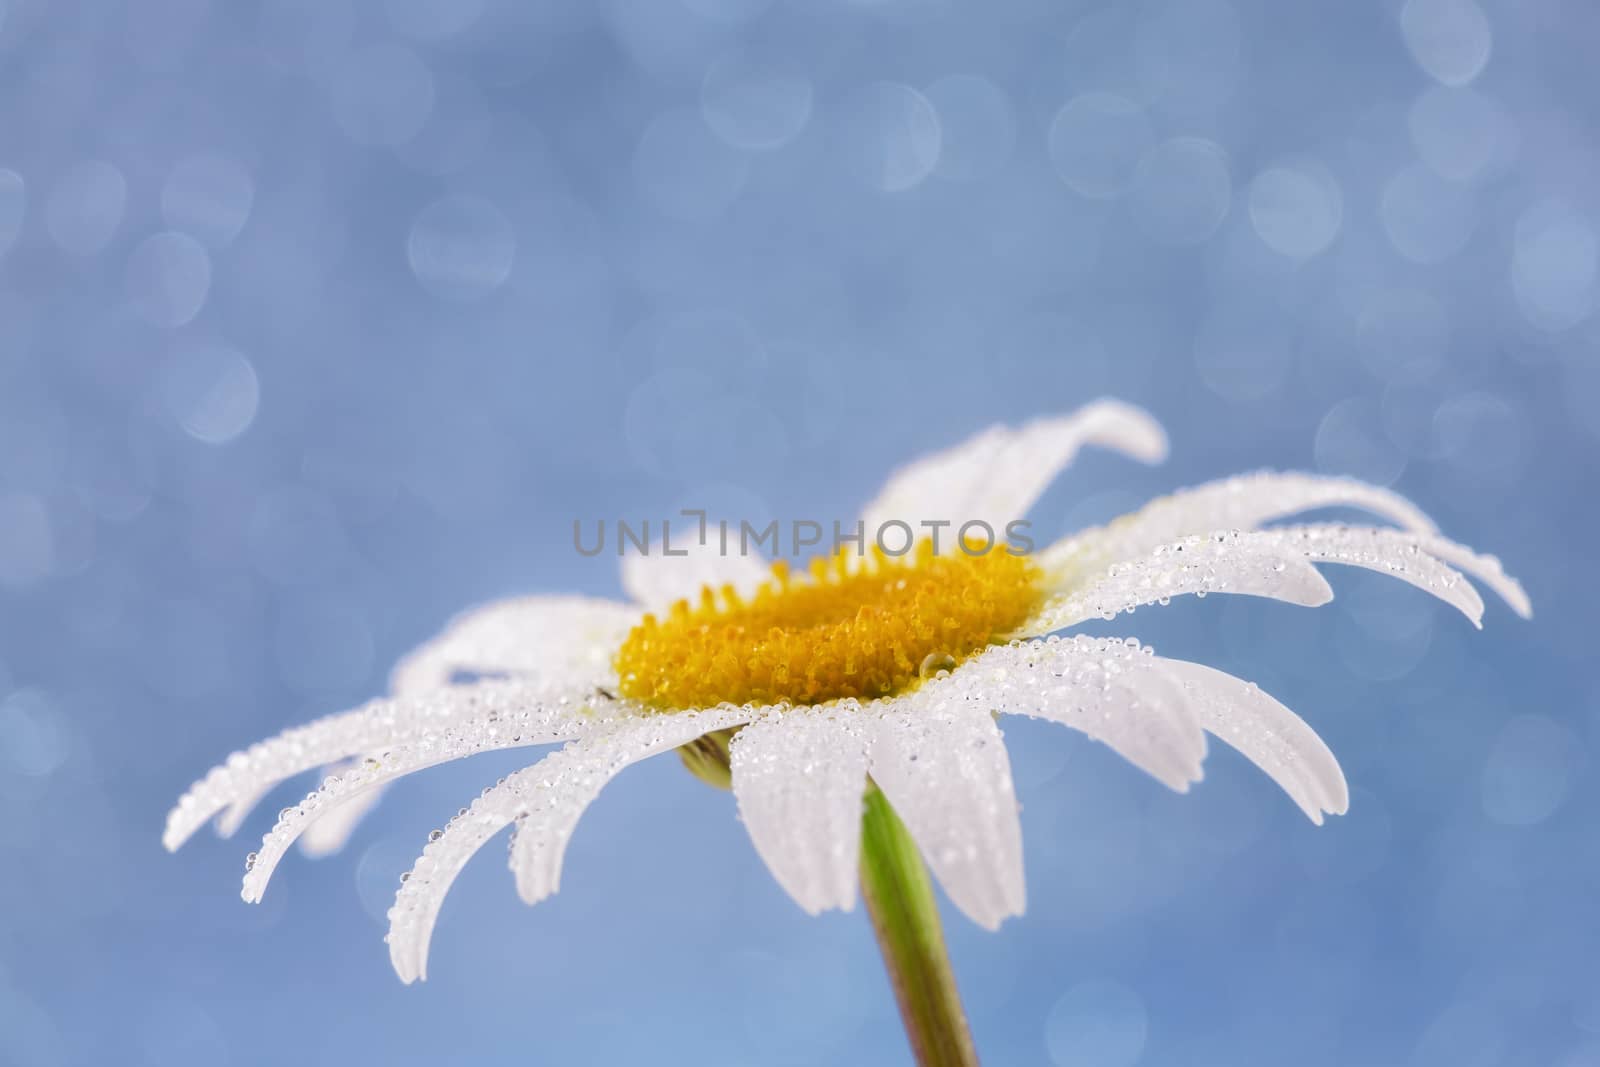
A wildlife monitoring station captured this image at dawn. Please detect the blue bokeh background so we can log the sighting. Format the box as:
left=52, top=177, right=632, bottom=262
left=2, top=0, right=1597, bottom=1063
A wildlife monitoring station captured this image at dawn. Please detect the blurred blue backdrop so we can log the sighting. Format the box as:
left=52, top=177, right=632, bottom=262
left=2, top=0, right=1597, bottom=1063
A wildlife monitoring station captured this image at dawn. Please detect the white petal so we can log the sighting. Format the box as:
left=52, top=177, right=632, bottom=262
left=967, top=637, right=1207, bottom=792
left=297, top=760, right=387, bottom=857
left=208, top=598, right=632, bottom=856
left=1019, top=531, right=1335, bottom=635
left=212, top=783, right=274, bottom=840
left=1257, top=524, right=1493, bottom=626
left=507, top=704, right=757, bottom=906
left=1043, top=471, right=1441, bottom=574
left=1414, top=534, right=1531, bottom=619
left=960, top=402, right=1169, bottom=526
left=620, top=535, right=772, bottom=611
left=388, top=596, right=636, bottom=696
left=237, top=687, right=624, bottom=902
left=1155, top=659, right=1348, bottom=823
left=729, top=703, right=869, bottom=915
left=299, top=597, right=633, bottom=856
left=387, top=705, right=754, bottom=983
left=386, top=803, right=508, bottom=986
left=965, top=637, right=1344, bottom=823
left=860, top=399, right=1166, bottom=534
left=867, top=696, right=1025, bottom=930
left=164, top=679, right=598, bottom=853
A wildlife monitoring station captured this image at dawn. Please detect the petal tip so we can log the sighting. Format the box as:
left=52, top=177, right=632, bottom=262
left=972, top=911, right=1007, bottom=932
left=515, top=882, right=551, bottom=907
left=803, top=886, right=858, bottom=916
left=1302, top=572, right=1337, bottom=607
left=1091, top=399, right=1169, bottom=465
left=985, top=900, right=1026, bottom=931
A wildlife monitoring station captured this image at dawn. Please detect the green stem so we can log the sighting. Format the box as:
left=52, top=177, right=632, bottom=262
left=675, top=737, right=980, bottom=1064
left=859, top=784, right=980, bottom=1067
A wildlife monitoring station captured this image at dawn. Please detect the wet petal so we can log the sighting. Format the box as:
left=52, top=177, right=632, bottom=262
left=323, top=598, right=635, bottom=860
left=867, top=696, right=1025, bottom=930
left=1045, top=471, right=1442, bottom=574
left=1156, top=659, right=1347, bottom=823
left=1258, top=524, right=1494, bottom=626
left=507, top=704, right=758, bottom=907
left=968, top=636, right=1207, bottom=792
left=389, top=596, right=636, bottom=696
left=1413, top=533, right=1531, bottom=619
left=1020, top=531, right=1335, bottom=635
left=973, top=637, right=1342, bottom=822
left=296, top=760, right=388, bottom=857
left=860, top=399, right=1166, bottom=534
left=620, top=535, right=771, bottom=610
left=729, top=703, right=869, bottom=915
left=164, top=679, right=601, bottom=853
left=236, top=688, right=626, bottom=902
left=387, top=705, right=755, bottom=983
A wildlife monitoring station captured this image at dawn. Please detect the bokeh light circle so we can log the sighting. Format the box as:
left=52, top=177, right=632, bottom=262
left=1048, top=93, right=1153, bottom=200
left=329, top=43, right=435, bottom=147
left=700, top=49, right=813, bottom=151
left=161, top=343, right=261, bottom=445
left=1248, top=161, right=1343, bottom=259
left=1130, top=137, right=1232, bottom=246
left=1408, top=86, right=1511, bottom=182
left=1045, top=979, right=1147, bottom=1067
left=1401, top=0, right=1493, bottom=87
left=634, top=108, right=752, bottom=219
left=1512, top=200, right=1597, bottom=333
left=1481, top=714, right=1580, bottom=826
left=1380, top=163, right=1475, bottom=263
left=125, top=231, right=212, bottom=328
left=926, top=74, right=1016, bottom=183
left=407, top=194, right=518, bottom=301
left=834, top=82, right=943, bottom=193
left=1316, top=395, right=1407, bottom=486
left=162, top=153, right=255, bottom=248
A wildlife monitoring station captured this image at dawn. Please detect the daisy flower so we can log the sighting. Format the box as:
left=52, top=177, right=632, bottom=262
left=166, top=399, right=1528, bottom=1065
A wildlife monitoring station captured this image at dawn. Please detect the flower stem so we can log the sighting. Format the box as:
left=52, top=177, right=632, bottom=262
left=859, top=783, right=980, bottom=1067
left=676, top=738, right=980, bottom=1063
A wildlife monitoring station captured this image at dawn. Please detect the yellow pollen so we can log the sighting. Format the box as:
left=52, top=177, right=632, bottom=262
left=615, top=540, right=1045, bottom=709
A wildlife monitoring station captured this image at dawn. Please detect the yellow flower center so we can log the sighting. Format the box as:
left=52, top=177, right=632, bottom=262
left=615, top=540, right=1045, bottom=709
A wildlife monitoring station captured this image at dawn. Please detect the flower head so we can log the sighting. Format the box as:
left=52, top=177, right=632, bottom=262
left=166, top=400, right=1529, bottom=984
left=615, top=538, right=1043, bottom=708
